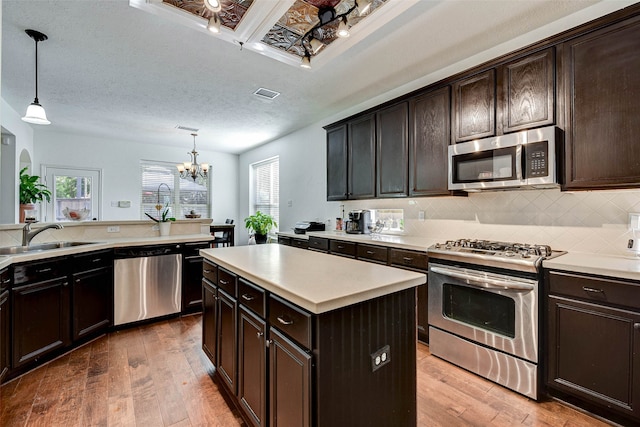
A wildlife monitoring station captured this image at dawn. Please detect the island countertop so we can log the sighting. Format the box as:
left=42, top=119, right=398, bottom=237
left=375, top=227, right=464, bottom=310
left=200, top=244, right=426, bottom=314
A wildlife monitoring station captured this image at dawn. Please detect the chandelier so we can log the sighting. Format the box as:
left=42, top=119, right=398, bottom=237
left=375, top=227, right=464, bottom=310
left=177, top=133, right=209, bottom=181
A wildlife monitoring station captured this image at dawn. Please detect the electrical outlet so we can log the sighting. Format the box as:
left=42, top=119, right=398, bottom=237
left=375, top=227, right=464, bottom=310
left=418, top=211, right=425, bottom=221
left=287, top=200, right=293, bottom=207
left=370, top=345, right=391, bottom=372
left=107, top=226, right=120, bottom=233
left=629, top=213, right=640, bottom=231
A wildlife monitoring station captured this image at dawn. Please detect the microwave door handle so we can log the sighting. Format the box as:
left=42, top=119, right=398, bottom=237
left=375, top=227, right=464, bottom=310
left=430, top=266, right=535, bottom=291
left=516, top=144, right=524, bottom=181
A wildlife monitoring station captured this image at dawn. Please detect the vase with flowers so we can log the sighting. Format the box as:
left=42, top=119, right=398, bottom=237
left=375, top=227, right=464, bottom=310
left=145, top=203, right=176, bottom=236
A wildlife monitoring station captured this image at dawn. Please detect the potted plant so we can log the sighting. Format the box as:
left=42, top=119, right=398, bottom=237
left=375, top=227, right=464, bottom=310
left=244, top=211, right=277, bottom=244
left=19, top=167, right=52, bottom=222
left=145, top=203, right=176, bottom=236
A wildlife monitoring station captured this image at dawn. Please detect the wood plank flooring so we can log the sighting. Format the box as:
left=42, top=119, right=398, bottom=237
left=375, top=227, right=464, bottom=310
left=0, top=314, right=614, bottom=426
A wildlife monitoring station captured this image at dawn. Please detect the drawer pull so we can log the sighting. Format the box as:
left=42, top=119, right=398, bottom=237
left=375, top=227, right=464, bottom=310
left=203, top=269, right=212, bottom=273
left=337, top=245, right=344, bottom=249
left=582, top=286, right=604, bottom=294
left=241, top=294, right=255, bottom=301
left=277, top=315, right=294, bottom=326
left=37, top=267, right=53, bottom=273
left=634, top=323, right=640, bottom=331
left=91, top=258, right=102, bottom=263
left=76, top=278, right=81, bottom=283
left=62, top=281, right=69, bottom=287
left=366, top=251, right=375, bottom=255
left=2, top=279, right=10, bottom=284
left=220, top=279, right=229, bottom=285
left=403, top=257, right=413, bottom=263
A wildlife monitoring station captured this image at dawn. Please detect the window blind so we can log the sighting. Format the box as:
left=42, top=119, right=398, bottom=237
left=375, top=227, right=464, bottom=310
left=140, top=160, right=209, bottom=220
left=251, top=157, right=279, bottom=231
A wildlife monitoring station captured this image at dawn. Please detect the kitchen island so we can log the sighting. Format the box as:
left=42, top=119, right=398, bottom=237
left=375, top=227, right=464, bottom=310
left=200, top=244, right=426, bottom=427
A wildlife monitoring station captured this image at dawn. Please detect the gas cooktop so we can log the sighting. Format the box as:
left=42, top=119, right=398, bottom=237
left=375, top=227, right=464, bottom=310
left=427, top=239, right=566, bottom=273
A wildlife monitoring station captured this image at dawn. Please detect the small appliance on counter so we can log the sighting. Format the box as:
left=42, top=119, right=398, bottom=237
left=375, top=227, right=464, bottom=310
left=346, top=210, right=371, bottom=234
left=293, top=221, right=326, bottom=234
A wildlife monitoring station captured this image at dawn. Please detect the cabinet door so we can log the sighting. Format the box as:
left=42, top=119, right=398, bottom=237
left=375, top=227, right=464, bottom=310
left=183, top=255, right=204, bottom=313
left=452, top=69, right=495, bottom=142
left=409, top=87, right=451, bottom=196
left=377, top=102, right=408, bottom=198
left=501, top=48, right=554, bottom=133
left=562, top=16, right=640, bottom=189
left=269, top=327, right=311, bottom=427
left=72, top=267, right=112, bottom=341
left=202, top=279, right=217, bottom=364
left=0, top=291, right=9, bottom=381
left=12, top=277, right=71, bottom=368
left=217, top=289, right=237, bottom=394
left=348, top=113, right=376, bottom=199
left=547, top=295, right=640, bottom=421
left=238, top=307, right=266, bottom=427
left=326, top=124, right=348, bottom=201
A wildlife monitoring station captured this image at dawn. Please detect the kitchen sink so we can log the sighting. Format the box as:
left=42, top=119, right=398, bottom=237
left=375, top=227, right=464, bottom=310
left=0, top=241, right=97, bottom=255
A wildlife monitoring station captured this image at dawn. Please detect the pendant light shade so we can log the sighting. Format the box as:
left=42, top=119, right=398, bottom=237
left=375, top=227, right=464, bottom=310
left=203, top=0, right=221, bottom=13
left=21, top=29, right=51, bottom=126
left=207, top=13, right=221, bottom=33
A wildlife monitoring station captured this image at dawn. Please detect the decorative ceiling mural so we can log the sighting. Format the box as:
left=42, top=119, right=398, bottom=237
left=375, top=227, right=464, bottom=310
left=131, top=0, right=399, bottom=68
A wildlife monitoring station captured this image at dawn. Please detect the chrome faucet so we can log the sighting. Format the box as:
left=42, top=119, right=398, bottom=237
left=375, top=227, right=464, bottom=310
left=22, top=223, right=64, bottom=246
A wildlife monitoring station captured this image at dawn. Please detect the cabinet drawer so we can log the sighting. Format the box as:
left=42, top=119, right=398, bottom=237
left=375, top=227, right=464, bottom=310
left=203, top=260, right=217, bottom=284
left=72, top=249, right=112, bottom=273
left=14, top=257, right=68, bottom=285
left=218, top=267, right=237, bottom=297
left=0, top=267, right=10, bottom=293
left=269, top=295, right=312, bottom=350
left=357, top=244, right=388, bottom=264
left=308, top=236, right=329, bottom=252
left=278, top=236, right=291, bottom=246
left=330, top=240, right=356, bottom=258
left=548, top=271, right=640, bottom=310
left=183, top=241, right=211, bottom=257
left=239, top=278, right=265, bottom=318
left=291, top=238, right=309, bottom=250
left=389, top=249, right=428, bottom=271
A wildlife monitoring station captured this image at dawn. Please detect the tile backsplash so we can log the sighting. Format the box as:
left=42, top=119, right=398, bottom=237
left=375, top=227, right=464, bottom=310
left=339, top=188, right=640, bottom=256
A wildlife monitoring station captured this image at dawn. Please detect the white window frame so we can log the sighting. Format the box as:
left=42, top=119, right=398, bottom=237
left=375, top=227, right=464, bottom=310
left=41, top=165, right=103, bottom=222
left=249, top=156, right=279, bottom=233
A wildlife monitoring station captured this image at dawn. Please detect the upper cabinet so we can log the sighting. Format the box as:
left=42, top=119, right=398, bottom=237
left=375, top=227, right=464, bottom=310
left=452, top=69, right=496, bottom=142
left=326, top=124, right=348, bottom=201
left=500, top=48, right=555, bottom=133
left=377, top=102, right=409, bottom=198
left=561, top=15, right=640, bottom=190
left=348, top=114, right=376, bottom=199
left=409, top=86, right=451, bottom=197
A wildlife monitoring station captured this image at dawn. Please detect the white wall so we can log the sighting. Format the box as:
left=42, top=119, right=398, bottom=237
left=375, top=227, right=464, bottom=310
left=32, top=130, right=239, bottom=227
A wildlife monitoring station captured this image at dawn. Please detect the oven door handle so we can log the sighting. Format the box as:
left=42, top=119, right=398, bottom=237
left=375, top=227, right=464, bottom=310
left=430, top=266, right=535, bottom=291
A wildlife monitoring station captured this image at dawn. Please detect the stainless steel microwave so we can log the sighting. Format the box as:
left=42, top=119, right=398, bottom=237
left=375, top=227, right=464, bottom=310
left=448, top=125, right=560, bottom=191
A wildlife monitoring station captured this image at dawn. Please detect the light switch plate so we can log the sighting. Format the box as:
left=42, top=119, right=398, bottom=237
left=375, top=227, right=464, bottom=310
left=629, top=213, right=640, bottom=231
left=118, top=200, right=131, bottom=208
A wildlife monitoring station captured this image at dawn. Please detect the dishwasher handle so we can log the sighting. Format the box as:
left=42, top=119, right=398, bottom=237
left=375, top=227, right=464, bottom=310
left=114, top=244, right=182, bottom=258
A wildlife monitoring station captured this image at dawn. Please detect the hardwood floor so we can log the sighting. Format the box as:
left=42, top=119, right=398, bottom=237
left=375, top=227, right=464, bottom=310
left=0, top=314, right=614, bottom=426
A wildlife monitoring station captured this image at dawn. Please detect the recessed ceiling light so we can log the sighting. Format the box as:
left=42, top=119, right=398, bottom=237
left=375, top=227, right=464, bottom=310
left=253, top=88, right=280, bottom=100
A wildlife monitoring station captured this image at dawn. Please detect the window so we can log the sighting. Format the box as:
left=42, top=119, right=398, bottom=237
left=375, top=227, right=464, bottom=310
left=140, top=160, right=209, bottom=220
left=42, top=166, right=102, bottom=222
left=251, top=157, right=279, bottom=232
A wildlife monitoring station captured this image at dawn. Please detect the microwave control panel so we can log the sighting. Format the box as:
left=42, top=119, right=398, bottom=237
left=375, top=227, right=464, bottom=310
left=524, top=141, right=548, bottom=177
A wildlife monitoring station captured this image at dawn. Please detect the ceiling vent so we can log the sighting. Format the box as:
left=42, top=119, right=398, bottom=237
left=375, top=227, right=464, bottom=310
left=254, top=88, right=280, bottom=100
left=175, top=125, right=199, bottom=132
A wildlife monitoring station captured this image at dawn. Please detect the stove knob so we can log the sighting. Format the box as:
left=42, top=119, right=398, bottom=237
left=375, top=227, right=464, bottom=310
left=434, top=243, right=441, bottom=249
left=520, top=251, right=530, bottom=258
left=504, top=251, right=516, bottom=257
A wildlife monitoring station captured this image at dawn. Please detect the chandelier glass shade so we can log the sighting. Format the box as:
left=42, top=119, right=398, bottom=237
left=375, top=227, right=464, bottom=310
left=177, top=133, right=209, bottom=182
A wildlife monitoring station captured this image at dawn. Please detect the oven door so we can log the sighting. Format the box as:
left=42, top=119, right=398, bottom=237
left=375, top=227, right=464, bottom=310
left=428, top=263, right=538, bottom=363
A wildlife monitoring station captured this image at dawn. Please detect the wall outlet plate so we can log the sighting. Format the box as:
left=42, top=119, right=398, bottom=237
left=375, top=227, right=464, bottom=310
left=118, top=200, right=131, bottom=208
left=371, top=345, right=391, bottom=372
left=629, top=213, right=640, bottom=231
left=107, top=226, right=120, bottom=233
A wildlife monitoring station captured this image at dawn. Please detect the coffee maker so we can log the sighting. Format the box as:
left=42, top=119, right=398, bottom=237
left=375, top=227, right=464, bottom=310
left=346, top=210, right=371, bottom=234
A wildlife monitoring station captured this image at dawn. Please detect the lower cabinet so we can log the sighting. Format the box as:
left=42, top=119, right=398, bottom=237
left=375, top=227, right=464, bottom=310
left=239, top=307, right=267, bottom=427
left=390, top=248, right=429, bottom=344
left=182, top=242, right=211, bottom=313
left=0, top=290, right=9, bottom=381
left=217, top=288, right=237, bottom=393
left=202, top=277, right=217, bottom=363
left=546, top=271, right=640, bottom=424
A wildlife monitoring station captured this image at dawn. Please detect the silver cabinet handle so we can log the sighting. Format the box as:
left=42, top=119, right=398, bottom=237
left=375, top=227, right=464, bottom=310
left=220, top=279, right=228, bottom=285
left=582, top=287, right=604, bottom=294
left=366, top=250, right=375, bottom=255
left=257, top=332, right=264, bottom=338
left=241, top=294, right=255, bottom=301
left=337, top=245, right=344, bottom=249
left=203, top=269, right=212, bottom=273
left=634, top=323, right=640, bottom=331
left=92, top=258, right=102, bottom=263
left=37, top=267, right=52, bottom=273
left=2, top=279, right=10, bottom=284
left=430, top=265, right=536, bottom=291
left=277, top=315, right=293, bottom=325
left=403, top=257, right=413, bottom=263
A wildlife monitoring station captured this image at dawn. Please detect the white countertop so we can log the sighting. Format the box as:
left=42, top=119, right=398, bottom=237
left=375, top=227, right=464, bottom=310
left=279, top=230, right=438, bottom=252
left=543, top=252, right=640, bottom=282
left=200, top=244, right=426, bottom=314
left=0, top=234, right=215, bottom=270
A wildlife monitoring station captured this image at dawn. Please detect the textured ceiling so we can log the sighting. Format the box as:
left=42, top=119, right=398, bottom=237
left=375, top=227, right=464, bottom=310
left=1, top=0, right=620, bottom=155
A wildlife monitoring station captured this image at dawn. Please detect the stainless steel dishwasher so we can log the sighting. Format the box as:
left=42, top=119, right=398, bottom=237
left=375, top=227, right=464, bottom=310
left=113, top=244, right=182, bottom=326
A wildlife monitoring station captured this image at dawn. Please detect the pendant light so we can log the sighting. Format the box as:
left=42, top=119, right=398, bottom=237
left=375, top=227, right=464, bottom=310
left=22, top=29, right=51, bottom=125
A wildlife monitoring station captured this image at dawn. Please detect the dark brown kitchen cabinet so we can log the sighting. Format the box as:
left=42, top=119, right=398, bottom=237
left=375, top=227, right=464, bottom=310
left=390, top=248, right=429, bottom=344
left=329, top=240, right=356, bottom=258
left=546, top=271, right=640, bottom=424
left=238, top=306, right=266, bottom=427
left=376, top=102, right=408, bottom=198
left=0, top=268, right=10, bottom=381
left=308, top=236, right=329, bottom=253
left=348, top=113, right=376, bottom=199
left=12, top=258, right=71, bottom=369
left=217, top=287, right=237, bottom=394
left=326, top=124, right=348, bottom=201
left=452, top=69, right=495, bottom=143
left=71, top=261, right=112, bottom=342
left=182, top=242, right=211, bottom=313
left=560, top=15, right=640, bottom=190
left=202, top=276, right=217, bottom=364
left=269, top=327, right=311, bottom=427
left=500, top=48, right=554, bottom=133
left=409, top=86, right=451, bottom=196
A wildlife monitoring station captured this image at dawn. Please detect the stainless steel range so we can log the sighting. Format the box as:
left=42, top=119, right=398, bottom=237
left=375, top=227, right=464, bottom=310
left=427, top=239, right=565, bottom=399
